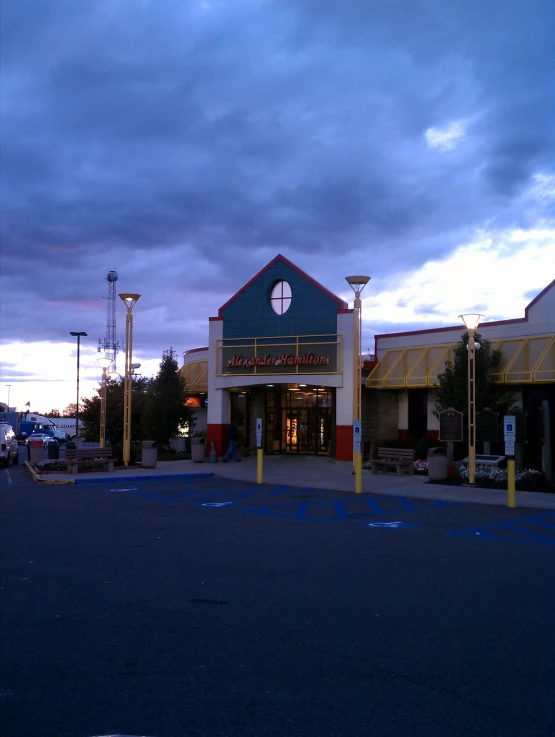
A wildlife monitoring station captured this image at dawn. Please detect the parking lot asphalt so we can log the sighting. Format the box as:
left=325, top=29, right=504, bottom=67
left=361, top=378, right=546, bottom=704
left=1, top=465, right=555, bottom=737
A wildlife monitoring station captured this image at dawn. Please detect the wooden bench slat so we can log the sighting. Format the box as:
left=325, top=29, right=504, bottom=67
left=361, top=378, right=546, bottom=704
left=370, top=447, right=414, bottom=476
left=66, top=449, right=113, bottom=459
left=65, top=447, right=114, bottom=474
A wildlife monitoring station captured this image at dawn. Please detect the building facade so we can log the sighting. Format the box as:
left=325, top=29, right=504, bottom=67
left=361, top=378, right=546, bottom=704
left=180, top=254, right=357, bottom=460
left=180, top=256, right=554, bottom=473
left=367, top=279, right=555, bottom=471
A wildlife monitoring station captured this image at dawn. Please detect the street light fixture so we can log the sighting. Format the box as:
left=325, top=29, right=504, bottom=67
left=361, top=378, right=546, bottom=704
left=97, top=357, right=113, bottom=449
left=119, top=293, right=141, bottom=466
left=346, top=275, right=371, bottom=494
left=459, top=313, right=484, bottom=485
left=69, top=331, right=88, bottom=444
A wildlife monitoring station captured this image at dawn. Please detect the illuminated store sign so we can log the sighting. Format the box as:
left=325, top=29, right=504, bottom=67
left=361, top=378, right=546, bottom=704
left=227, top=353, right=330, bottom=368
left=218, top=334, right=341, bottom=375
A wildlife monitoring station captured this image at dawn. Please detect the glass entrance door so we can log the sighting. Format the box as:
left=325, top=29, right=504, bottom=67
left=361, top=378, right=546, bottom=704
left=284, top=389, right=333, bottom=455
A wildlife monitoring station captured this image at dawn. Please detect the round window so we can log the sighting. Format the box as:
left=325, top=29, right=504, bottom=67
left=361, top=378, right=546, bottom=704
left=270, top=281, right=292, bottom=315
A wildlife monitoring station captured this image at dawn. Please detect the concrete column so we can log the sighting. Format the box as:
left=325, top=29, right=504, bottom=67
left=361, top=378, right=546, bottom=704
left=336, top=310, right=354, bottom=461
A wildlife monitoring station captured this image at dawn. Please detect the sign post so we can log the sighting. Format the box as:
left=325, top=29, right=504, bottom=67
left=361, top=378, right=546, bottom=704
left=353, top=420, right=362, bottom=494
left=256, top=417, right=263, bottom=484
left=504, top=415, right=516, bottom=508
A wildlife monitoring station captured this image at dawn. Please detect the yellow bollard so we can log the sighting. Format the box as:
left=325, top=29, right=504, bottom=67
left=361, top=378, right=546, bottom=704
left=355, top=452, right=362, bottom=494
left=507, top=458, right=516, bottom=508
left=257, top=448, right=263, bottom=484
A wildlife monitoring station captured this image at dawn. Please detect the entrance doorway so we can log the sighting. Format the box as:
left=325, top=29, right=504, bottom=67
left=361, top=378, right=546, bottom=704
left=285, top=407, right=332, bottom=454
left=264, top=387, right=333, bottom=455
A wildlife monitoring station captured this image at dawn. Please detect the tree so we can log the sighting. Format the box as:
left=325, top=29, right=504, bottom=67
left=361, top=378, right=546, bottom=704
left=142, top=347, right=195, bottom=447
left=80, top=375, right=151, bottom=445
left=46, top=409, right=61, bottom=417
left=63, top=403, right=77, bottom=417
left=434, top=332, right=516, bottom=418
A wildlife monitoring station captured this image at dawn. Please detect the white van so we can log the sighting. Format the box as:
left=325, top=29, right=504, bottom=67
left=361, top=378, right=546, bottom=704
left=0, top=424, right=19, bottom=466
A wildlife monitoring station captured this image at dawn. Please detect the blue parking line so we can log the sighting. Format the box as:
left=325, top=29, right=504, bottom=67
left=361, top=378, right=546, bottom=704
left=503, top=522, right=555, bottom=543
left=269, top=485, right=291, bottom=496
left=447, top=512, right=555, bottom=545
left=334, top=500, right=348, bottom=519
left=365, top=497, right=384, bottom=514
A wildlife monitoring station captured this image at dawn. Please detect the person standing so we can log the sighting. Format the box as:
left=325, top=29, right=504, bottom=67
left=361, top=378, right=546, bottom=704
left=222, top=422, right=241, bottom=462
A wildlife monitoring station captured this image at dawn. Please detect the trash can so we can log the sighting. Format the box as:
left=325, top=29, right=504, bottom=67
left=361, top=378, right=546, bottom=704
left=170, top=437, right=186, bottom=452
left=29, top=439, right=45, bottom=465
left=191, top=438, right=205, bottom=463
left=141, top=440, right=158, bottom=469
left=46, top=439, right=59, bottom=460
left=427, top=446, right=448, bottom=481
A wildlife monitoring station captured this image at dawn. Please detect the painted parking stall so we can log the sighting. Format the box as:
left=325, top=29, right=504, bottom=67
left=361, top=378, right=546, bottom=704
left=93, top=476, right=468, bottom=530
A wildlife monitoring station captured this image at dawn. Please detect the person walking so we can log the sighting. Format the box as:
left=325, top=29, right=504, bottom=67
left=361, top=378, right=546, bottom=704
left=222, top=422, right=241, bottom=462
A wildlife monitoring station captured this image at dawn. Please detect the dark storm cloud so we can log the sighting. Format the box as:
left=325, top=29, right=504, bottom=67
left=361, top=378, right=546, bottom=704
left=1, top=0, right=553, bottom=358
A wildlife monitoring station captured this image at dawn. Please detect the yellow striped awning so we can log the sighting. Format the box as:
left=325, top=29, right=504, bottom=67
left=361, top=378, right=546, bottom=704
left=366, top=344, right=456, bottom=388
left=179, top=360, right=208, bottom=392
left=367, top=335, right=555, bottom=388
left=490, top=335, right=555, bottom=383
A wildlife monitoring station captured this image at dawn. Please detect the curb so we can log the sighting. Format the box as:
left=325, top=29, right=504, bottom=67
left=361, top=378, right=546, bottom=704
left=74, top=472, right=215, bottom=484
left=24, top=460, right=75, bottom=485
left=23, top=461, right=214, bottom=485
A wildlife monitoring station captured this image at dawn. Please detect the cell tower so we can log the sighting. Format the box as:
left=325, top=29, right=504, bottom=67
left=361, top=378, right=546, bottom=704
left=98, top=269, right=121, bottom=373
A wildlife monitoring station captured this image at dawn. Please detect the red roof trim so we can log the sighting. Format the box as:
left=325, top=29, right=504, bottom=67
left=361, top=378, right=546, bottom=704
left=183, top=347, right=208, bottom=355
left=524, top=279, right=555, bottom=315
left=216, top=253, right=349, bottom=316
left=209, top=316, right=223, bottom=321
left=338, top=308, right=354, bottom=314
left=373, top=279, right=555, bottom=356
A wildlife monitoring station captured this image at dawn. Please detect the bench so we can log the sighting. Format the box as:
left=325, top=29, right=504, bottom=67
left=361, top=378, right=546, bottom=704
left=370, top=447, right=414, bottom=475
left=65, top=447, right=114, bottom=474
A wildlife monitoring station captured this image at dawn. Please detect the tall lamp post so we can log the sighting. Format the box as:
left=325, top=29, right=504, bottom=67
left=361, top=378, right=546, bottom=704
left=5, top=384, right=11, bottom=410
left=119, top=293, right=141, bottom=466
left=459, top=313, right=484, bottom=485
left=97, top=357, right=113, bottom=448
left=346, top=275, right=371, bottom=494
left=69, top=331, right=88, bottom=444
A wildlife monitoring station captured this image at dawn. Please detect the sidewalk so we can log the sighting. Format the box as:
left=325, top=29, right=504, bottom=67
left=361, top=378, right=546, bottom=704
left=27, top=455, right=555, bottom=510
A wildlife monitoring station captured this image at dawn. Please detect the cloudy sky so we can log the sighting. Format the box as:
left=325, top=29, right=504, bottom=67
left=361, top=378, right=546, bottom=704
left=1, top=0, right=554, bottom=413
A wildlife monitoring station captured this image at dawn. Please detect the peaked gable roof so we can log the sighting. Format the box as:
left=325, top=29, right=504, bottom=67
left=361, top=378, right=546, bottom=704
left=213, top=254, right=349, bottom=318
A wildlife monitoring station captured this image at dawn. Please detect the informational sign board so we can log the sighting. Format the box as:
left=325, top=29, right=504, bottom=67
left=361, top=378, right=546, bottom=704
left=256, top=417, right=263, bottom=448
left=353, top=420, right=362, bottom=454
left=439, top=409, right=463, bottom=442
left=503, top=415, right=516, bottom=442
left=504, top=441, right=515, bottom=457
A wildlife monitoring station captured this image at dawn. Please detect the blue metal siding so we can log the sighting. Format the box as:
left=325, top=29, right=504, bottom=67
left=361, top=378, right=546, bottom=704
left=222, top=261, right=340, bottom=339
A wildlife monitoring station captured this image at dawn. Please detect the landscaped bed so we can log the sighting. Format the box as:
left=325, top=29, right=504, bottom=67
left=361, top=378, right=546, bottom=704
left=30, top=459, right=142, bottom=474
left=414, top=459, right=551, bottom=492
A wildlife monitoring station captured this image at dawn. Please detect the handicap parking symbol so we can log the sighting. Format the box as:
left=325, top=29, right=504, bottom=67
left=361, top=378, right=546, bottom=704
left=366, top=521, right=419, bottom=529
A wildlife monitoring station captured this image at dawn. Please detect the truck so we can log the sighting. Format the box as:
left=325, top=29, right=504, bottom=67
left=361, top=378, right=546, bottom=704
left=49, top=417, right=81, bottom=440
left=0, top=411, right=69, bottom=443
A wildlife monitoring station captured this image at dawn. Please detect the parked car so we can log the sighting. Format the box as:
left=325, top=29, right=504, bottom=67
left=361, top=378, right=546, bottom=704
left=25, top=433, right=55, bottom=447
left=0, top=424, right=19, bottom=466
